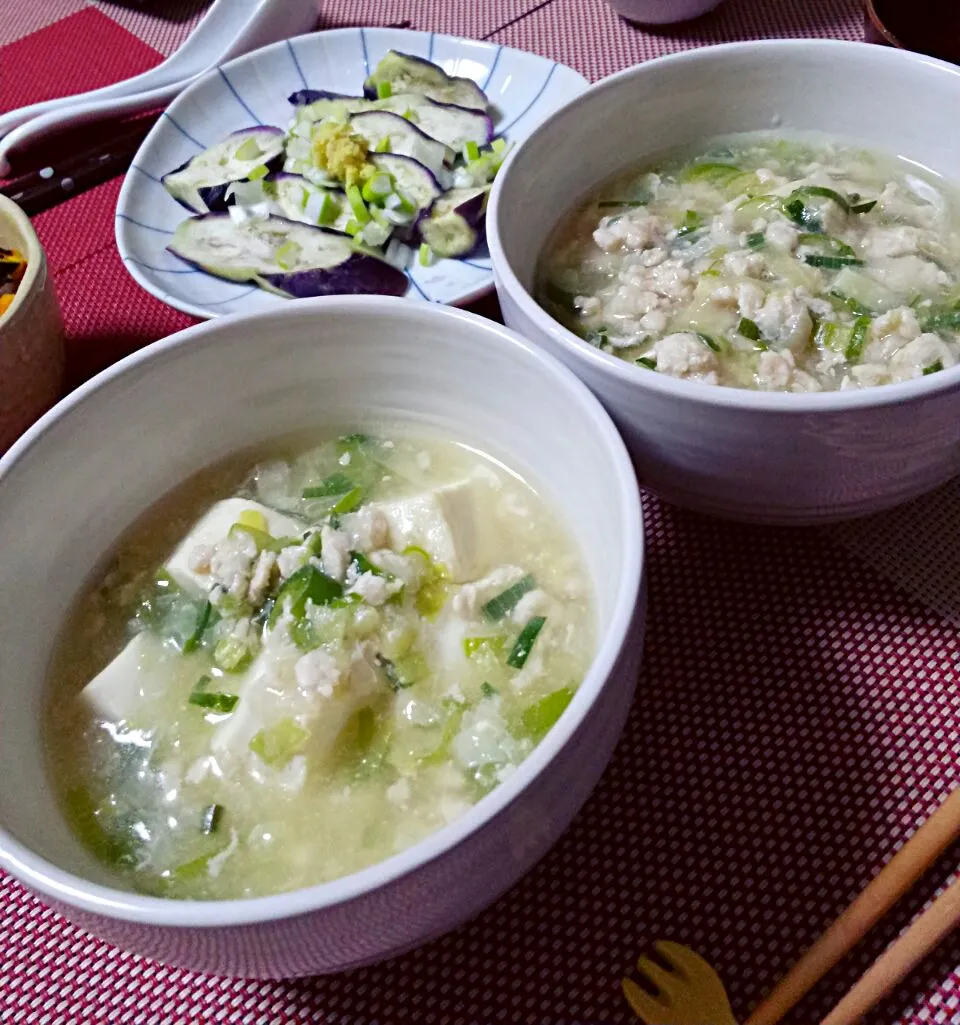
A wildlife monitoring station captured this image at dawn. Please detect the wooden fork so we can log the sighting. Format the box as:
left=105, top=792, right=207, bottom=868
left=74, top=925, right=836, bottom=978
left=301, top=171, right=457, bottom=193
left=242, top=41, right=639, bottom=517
left=622, top=789, right=960, bottom=1025
left=622, top=941, right=738, bottom=1025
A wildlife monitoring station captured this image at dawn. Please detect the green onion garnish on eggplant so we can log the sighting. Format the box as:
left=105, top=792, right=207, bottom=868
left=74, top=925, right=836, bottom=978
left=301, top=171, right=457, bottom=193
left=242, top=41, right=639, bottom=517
left=162, top=127, right=285, bottom=214
left=362, top=50, right=489, bottom=111
left=167, top=215, right=408, bottom=299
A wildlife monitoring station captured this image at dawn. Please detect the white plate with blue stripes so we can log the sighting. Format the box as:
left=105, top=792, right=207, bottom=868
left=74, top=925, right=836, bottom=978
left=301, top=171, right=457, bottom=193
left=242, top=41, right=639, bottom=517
left=116, top=27, right=588, bottom=318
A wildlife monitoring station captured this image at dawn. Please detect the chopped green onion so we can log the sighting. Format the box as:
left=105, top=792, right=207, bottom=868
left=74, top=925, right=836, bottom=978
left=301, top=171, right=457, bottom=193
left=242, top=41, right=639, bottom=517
left=182, top=600, right=212, bottom=653
left=346, top=184, right=370, bottom=223
left=464, top=140, right=481, bottom=163
left=247, top=163, right=270, bottom=182
left=463, top=636, right=505, bottom=658
left=491, top=138, right=508, bottom=154
left=680, top=162, right=743, bottom=185
left=791, top=185, right=851, bottom=213
left=844, top=315, right=872, bottom=362
left=745, top=232, right=766, bottom=249
left=418, top=243, right=433, bottom=267
left=829, top=289, right=871, bottom=316
left=188, top=677, right=239, bottom=714
left=233, top=137, right=263, bottom=161
left=411, top=553, right=448, bottom=620
left=521, top=687, right=574, bottom=743
left=350, top=550, right=383, bottom=577
left=782, top=198, right=809, bottom=227
left=375, top=652, right=424, bottom=691
left=361, top=173, right=393, bottom=204
left=483, top=574, right=535, bottom=621
left=697, top=332, right=721, bottom=353
left=851, top=199, right=877, bottom=214
left=814, top=320, right=841, bottom=352
left=507, top=616, right=546, bottom=669
left=598, top=199, right=646, bottom=208
left=302, top=472, right=354, bottom=499
left=201, top=803, right=224, bottom=835
left=585, top=326, right=610, bottom=348
left=636, top=356, right=657, bottom=370
left=798, top=233, right=856, bottom=257
left=921, top=310, right=960, bottom=333
left=737, top=317, right=762, bottom=341
left=275, top=240, right=302, bottom=271
left=249, top=719, right=308, bottom=768
left=481, top=681, right=498, bottom=699
left=237, top=508, right=268, bottom=532
left=394, top=189, right=417, bottom=215
left=316, top=192, right=340, bottom=226
left=375, top=135, right=391, bottom=153
left=344, top=218, right=362, bottom=236
left=543, top=282, right=577, bottom=312
left=376, top=81, right=392, bottom=99
left=804, top=254, right=864, bottom=269
left=330, top=486, right=363, bottom=514
left=268, top=565, right=343, bottom=627
left=213, top=636, right=254, bottom=673
left=300, top=185, right=311, bottom=212
left=924, top=360, right=945, bottom=375
left=675, top=210, right=703, bottom=238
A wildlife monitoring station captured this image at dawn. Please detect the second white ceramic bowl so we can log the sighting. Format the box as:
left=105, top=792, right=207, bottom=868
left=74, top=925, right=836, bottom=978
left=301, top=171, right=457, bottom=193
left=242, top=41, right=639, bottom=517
left=0, top=296, right=644, bottom=978
left=489, top=41, right=960, bottom=524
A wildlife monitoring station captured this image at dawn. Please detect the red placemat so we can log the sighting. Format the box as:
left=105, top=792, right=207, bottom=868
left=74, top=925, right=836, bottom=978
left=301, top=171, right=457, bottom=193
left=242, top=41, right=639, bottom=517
left=6, top=4, right=960, bottom=1025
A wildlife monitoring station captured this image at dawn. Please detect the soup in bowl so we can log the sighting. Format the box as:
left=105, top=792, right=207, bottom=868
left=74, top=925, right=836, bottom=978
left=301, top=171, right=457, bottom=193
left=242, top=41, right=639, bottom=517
left=488, top=41, right=960, bottom=523
left=0, top=297, right=644, bottom=977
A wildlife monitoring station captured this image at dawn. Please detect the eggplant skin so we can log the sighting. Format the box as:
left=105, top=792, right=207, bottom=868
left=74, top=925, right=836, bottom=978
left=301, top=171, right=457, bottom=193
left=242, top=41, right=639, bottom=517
left=161, top=127, right=285, bottom=214
left=260, top=256, right=408, bottom=298
left=167, top=213, right=408, bottom=299
left=362, top=51, right=488, bottom=111
left=418, top=187, right=489, bottom=258
left=288, top=89, right=361, bottom=106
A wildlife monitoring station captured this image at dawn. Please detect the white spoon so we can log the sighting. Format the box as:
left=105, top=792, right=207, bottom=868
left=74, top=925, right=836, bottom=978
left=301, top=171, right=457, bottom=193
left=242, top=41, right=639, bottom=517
left=0, top=0, right=318, bottom=176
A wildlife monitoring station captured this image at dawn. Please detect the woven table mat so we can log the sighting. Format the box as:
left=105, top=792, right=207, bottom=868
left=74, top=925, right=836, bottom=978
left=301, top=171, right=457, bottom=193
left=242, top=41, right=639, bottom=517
left=5, top=3, right=960, bottom=1025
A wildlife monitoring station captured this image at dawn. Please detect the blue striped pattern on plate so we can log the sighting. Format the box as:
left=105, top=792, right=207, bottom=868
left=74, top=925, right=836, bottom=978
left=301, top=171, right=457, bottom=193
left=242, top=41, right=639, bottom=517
left=116, top=27, right=588, bottom=320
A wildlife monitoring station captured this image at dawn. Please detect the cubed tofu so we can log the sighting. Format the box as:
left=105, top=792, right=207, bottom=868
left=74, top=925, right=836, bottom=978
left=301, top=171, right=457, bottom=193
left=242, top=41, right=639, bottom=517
left=374, top=476, right=496, bottom=583
left=164, top=498, right=305, bottom=594
left=79, top=632, right=164, bottom=723
left=210, top=639, right=384, bottom=769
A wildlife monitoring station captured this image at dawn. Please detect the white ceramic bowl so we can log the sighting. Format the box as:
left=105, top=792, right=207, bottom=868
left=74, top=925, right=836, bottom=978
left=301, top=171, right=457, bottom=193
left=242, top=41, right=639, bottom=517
left=0, top=297, right=644, bottom=978
left=117, top=27, right=587, bottom=317
left=488, top=41, right=960, bottom=524
left=604, top=0, right=723, bottom=25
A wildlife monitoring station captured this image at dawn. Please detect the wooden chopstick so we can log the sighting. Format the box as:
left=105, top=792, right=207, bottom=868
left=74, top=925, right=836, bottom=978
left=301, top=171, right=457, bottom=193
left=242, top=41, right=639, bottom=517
left=0, top=117, right=156, bottom=217
left=746, top=788, right=960, bottom=1025
left=821, top=874, right=960, bottom=1024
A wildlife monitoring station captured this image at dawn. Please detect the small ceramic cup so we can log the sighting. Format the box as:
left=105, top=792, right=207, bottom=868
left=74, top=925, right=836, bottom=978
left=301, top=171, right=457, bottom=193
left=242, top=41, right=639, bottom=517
left=604, top=0, right=723, bottom=26
left=0, top=195, right=64, bottom=453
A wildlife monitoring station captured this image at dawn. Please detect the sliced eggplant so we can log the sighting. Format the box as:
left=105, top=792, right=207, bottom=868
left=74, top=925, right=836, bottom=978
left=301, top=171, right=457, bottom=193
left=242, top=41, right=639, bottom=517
left=288, top=89, right=360, bottom=106
left=265, top=173, right=351, bottom=232
left=363, top=51, right=488, bottom=111
left=290, top=90, right=492, bottom=153
left=288, top=90, right=371, bottom=123
left=162, top=127, right=285, bottom=214
left=349, top=111, right=451, bottom=174
left=373, top=93, right=493, bottom=152
left=370, top=154, right=442, bottom=211
left=418, top=187, right=489, bottom=258
left=168, top=214, right=407, bottom=298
